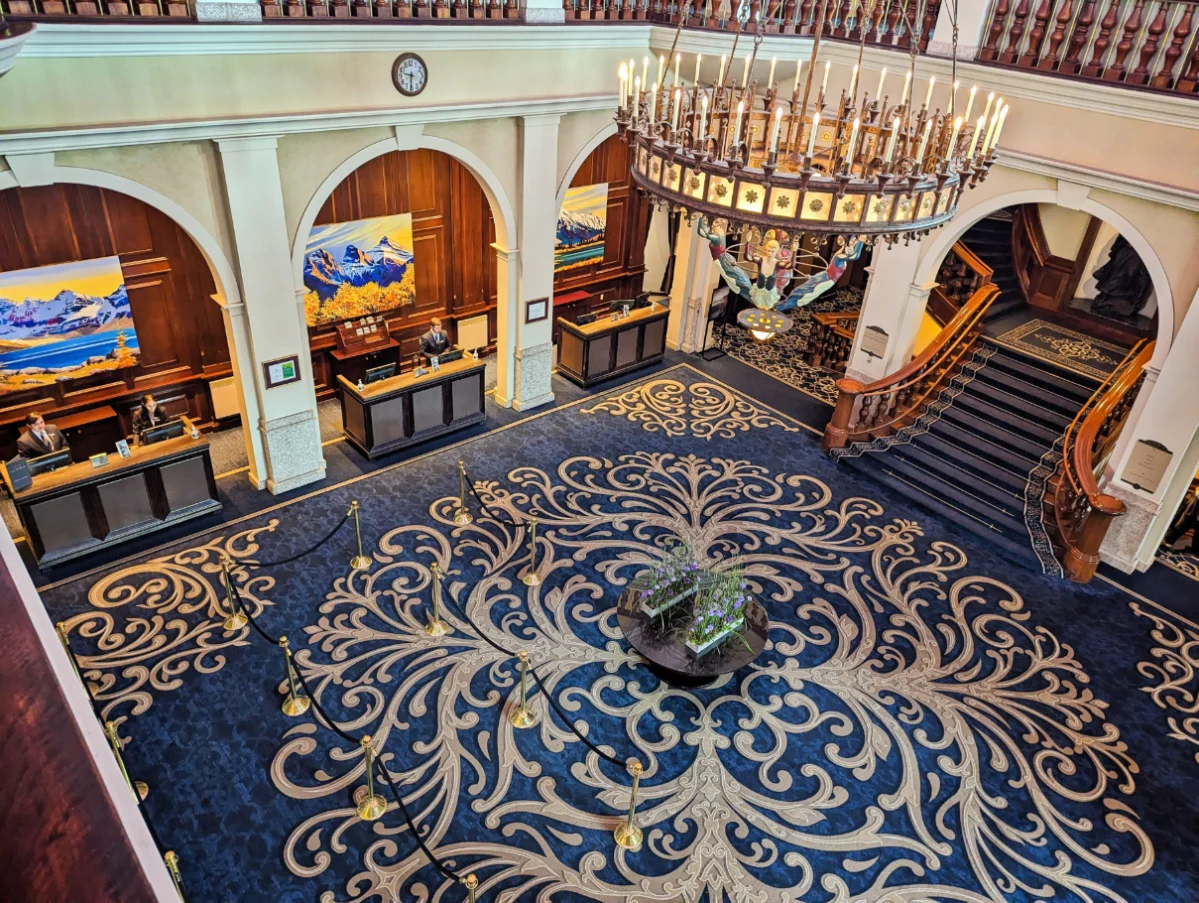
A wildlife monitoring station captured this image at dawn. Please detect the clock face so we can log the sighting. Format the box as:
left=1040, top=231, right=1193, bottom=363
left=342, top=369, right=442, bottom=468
left=392, top=53, right=428, bottom=97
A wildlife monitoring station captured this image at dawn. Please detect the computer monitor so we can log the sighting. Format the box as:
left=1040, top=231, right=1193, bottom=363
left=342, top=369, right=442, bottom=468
left=28, top=448, right=72, bottom=477
left=608, top=299, right=631, bottom=311
left=438, top=348, right=463, bottom=364
left=141, top=417, right=185, bottom=446
left=576, top=312, right=597, bottom=326
left=365, top=363, right=396, bottom=384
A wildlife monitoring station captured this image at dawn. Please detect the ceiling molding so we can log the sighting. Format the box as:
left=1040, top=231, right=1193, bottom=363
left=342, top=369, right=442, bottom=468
left=998, top=149, right=1199, bottom=213
left=19, top=21, right=653, bottom=56
left=0, top=94, right=616, bottom=154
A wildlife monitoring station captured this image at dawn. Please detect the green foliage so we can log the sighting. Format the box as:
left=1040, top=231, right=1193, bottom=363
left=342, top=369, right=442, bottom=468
left=304, top=268, right=417, bottom=328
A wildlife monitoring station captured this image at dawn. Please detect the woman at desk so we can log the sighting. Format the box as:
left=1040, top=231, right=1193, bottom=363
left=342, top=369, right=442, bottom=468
left=132, top=394, right=169, bottom=442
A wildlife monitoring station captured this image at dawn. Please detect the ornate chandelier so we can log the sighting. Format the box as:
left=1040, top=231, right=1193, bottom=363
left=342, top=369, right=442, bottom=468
left=615, top=0, right=1008, bottom=249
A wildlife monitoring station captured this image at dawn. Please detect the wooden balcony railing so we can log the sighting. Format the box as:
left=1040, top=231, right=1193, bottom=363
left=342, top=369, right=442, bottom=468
left=1046, top=338, right=1153, bottom=582
left=0, top=0, right=520, bottom=17
left=802, top=310, right=859, bottom=370
left=928, top=240, right=993, bottom=326
left=822, top=281, right=1000, bottom=452
left=979, top=0, right=1199, bottom=95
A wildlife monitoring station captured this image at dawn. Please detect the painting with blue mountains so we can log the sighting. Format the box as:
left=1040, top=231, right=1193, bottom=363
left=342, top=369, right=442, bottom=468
left=0, top=255, right=139, bottom=392
left=555, top=182, right=608, bottom=275
left=302, top=213, right=417, bottom=327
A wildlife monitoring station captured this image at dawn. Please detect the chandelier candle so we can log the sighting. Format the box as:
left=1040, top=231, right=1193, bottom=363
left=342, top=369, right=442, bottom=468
left=916, top=117, right=934, bottom=165
left=699, top=94, right=708, bottom=144
left=947, top=116, right=963, bottom=164
left=673, top=52, right=680, bottom=89
left=633, top=76, right=640, bottom=121
left=967, top=113, right=986, bottom=159
left=694, top=53, right=702, bottom=87
left=733, top=101, right=744, bottom=150
left=806, top=112, right=820, bottom=156
left=768, top=56, right=777, bottom=87
left=900, top=70, right=911, bottom=106
left=980, top=91, right=995, bottom=130
left=923, top=76, right=936, bottom=110
left=821, top=61, right=830, bottom=96
left=618, top=64, right=626, bottom=111
left=769, top=107, right=783, bottom=154
left=848, top=64, right=859, bottom=100
left=845, top=117, right=860, bottom=171
left=648, top=83, right=657, bottom=124
left=742, top=54, right=751, bottom=88
left=884, top=116, right=899, bottom=161
left=718, top=54, right=727, bottom=86
left=988, top=105, right=1009, bottom=154
left=951, top=80, right=959, bottom=116
left=672, top=89, right=681, bottom=131
left=964, top=85, right=978, bottom=122
left=657, top=55, right=665, bottom=86
left=641, top=56, right=648, bottom=89
left=793, top=61, right=802, bottom=94
left=876, top=68, right=887, bottom=103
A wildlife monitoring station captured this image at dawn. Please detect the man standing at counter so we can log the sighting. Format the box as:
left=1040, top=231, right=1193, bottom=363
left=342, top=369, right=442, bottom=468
left=16, top=412, right=69, bottom=459
left=420, top=318, right=452, bottom=358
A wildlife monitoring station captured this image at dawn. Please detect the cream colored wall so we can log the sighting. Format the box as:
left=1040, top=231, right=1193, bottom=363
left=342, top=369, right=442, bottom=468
left=0, top=46, right=643, bottom=131
left=1037, top=204, right=1090, bottom=259
left=426, top=118, right=520, bottom=226
left=556, top=110, right=616, bottom=193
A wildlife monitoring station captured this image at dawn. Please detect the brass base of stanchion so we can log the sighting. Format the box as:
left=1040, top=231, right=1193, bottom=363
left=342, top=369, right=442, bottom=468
left=356, top=792, right=388, bottom=822
left=453, top=507, right=474, bottom=526
left=613, top=820, right=643, bottom=851
left=521, top=571, right=542, bottom=587
left=135, top=781, right=149, bottom=801
left=223, top=611, right=248, bottom=631
left=350, top=555, right=372, bottom=570
left=508, top=703, right=537, bottom=728
left=282, top=692, right=311, bottom=716
left=424, top=618, right=451, bottom=637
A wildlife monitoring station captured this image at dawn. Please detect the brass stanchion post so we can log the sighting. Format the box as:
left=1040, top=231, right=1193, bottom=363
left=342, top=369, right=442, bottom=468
left=164, top=851, right=186, bottom=901
left=521, top=517, right=542, bottom=587
left=356, top=735, right=388, bottom=821
left=507, top=650, right=537, bottom=728
left=104, top=721, right=149, bottom=802
left=463, top=873, right=479, bottom=902
left=349, top=500, right=372, bottom=571
left=56, top=621, right=85, bottom=685
left=453, top=460, right=474, bottom=526
left=613, top=759, right=644, bottom=852
left=279, top=636, right=311, bottom=716
left=424, top=562, right=451, bottom=637
left=220, top=555, right=247, bottom=632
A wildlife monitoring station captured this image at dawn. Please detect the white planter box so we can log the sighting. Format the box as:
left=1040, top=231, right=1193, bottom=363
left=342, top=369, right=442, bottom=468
left=686, top=616, right=745, bottom=656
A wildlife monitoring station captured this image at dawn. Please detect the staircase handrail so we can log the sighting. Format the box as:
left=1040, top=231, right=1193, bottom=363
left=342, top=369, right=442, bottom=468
left=823, top=282, right=1000, bottom=451
left=949, top=240, right=994, bottom=283
left=1052, top=338, right=1154, bottom=582
left=811, top=310, right=859, bottom=338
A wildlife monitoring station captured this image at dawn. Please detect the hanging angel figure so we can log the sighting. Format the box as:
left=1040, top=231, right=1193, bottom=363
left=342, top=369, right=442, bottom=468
left=776, top=236, right=866, bottom=312
left=697, top=216, right=753, bottom=301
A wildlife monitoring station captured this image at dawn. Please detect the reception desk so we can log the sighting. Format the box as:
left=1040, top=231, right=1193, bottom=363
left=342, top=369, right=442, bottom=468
left=557, top=303, right=668, bottom=388
left=3, top=434, right=221, bottom=567
left=338, top=357, right=486, bottom=459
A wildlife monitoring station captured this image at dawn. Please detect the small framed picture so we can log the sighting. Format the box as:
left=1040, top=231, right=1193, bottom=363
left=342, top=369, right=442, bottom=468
left=525, top=297, right=549, bottom=323
left=262, top=354, right=302, bottom=389
left=90, top=452, right=110, bottom=469
left=355, top=327, right=364, bottom=336
left=115, top=439, right=132, bottom=459
left=343, top=321, right=352, bottom=330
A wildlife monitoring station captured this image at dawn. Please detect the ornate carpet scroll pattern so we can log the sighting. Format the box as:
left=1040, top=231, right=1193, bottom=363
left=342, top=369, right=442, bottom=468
left=61, top=522, right=280, bottom=737
left=581, top=379, right=799, bottom=440
left=273, top=452, right=1153, bottom=903
left=1157, top=548, right=1199, bottom=583
left=1130, top=601, right=1199, bottom=765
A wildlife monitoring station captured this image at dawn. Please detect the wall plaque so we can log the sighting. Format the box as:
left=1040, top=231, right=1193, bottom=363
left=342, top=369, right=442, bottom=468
left=860, top=324, right=889, bottom=360
left=1121, top=439, right=1172, bottom=494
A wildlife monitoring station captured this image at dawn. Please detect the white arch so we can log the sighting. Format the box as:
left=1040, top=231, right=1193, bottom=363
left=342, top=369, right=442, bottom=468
left=291, top=135, right=518, bottom=286
left=555, top=121, right=619, bottom=214
left=916, top=186, right=1175, bottom=371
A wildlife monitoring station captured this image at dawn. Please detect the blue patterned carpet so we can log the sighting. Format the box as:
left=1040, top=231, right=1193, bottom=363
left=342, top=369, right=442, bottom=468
left=40, top=364, right=1198, bottom=903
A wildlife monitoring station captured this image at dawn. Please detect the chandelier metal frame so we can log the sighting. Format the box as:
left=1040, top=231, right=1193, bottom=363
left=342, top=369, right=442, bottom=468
left=616, top=0, right=1005, bottom=246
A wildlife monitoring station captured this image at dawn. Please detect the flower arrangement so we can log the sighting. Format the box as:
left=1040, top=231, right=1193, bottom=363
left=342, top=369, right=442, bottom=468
left=685, top=564, right=750, bottom=655
left=634, top=540, right=701, bottom=617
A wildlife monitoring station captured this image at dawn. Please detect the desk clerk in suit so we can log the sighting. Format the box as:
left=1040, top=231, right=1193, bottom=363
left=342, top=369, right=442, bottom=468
left=131, top=393, right=169, bottom=440
left=16, top=411, right=70, bottom=459
left=419, top=318, right=452, bottom=358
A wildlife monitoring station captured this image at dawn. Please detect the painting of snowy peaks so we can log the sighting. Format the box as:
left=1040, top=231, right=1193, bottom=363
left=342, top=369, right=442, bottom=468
left=0, top=256, right=138, bottom=393
left=555, top=182, right=608, bottom=275
left=303, top=213, right=417, bottom=327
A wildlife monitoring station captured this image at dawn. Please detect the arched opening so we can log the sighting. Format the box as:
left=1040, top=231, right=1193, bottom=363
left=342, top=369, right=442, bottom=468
left=0, top=181, right=244, bottom=475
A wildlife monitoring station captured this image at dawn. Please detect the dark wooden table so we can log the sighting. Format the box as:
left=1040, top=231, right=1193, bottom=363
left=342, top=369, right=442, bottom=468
left=3, top=432, right=221, bottom=567
left=337, top=356, right=486, bottom=459
left=557, top=302, right=668, bottom=388
left=330, top=338, right=401, bottom=387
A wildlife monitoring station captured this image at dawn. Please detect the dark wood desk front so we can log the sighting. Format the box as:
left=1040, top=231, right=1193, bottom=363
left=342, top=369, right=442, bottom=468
left=329, top=338, right=401, bottom=387
left=3, top=434, right=221, bottom=567
left=556, top=304, right=669, bottom=387
left=338, top=357, right=486, bottom=459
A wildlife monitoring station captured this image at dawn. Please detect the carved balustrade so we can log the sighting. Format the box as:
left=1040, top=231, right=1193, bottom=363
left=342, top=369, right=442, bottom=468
left=928, top=241, right=993, bottom=326
left=979, top=0, right=1199, bottom=95
left=803, top=311, right=858, bottom=371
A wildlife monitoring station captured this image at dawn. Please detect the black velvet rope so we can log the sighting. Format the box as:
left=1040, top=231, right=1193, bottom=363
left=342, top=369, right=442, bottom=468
left=229, top=579, right=281, bottom=646
left=241, top=513, right=351, bottom=569
left=463, top=466, right=526, bottom=526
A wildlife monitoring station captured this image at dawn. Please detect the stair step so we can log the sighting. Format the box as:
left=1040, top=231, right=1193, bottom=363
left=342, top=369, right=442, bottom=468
left=972, top=368, right=1082, bottom=419
left=965, top=378, right=1076, bottom=427
left=892, top=443, right=1027, bottom=510
left=910, top=431, right=1032, bottom=492
left=927, top=418, right=1043, bottom=472
left=940, top=406, right=1050, bottom=458
left=953, top=393, right=1063, bottom=444
left=841, top=455, right=1036, bottom=560
left=982, top=343, right=1098, bottom=401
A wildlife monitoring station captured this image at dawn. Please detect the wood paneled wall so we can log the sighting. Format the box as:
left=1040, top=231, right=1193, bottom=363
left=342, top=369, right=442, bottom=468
left=0, top=184, right=230, bottom=452
left=553, top=134, right=651, bottom=306
left=306, top=149, right=498, bottom=394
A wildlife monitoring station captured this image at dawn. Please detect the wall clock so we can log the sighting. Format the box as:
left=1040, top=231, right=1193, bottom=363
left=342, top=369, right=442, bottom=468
left=392, top=53, right=428, bottom=98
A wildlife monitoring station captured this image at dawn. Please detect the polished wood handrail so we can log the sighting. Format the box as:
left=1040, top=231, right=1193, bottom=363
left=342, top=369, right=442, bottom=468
left=811, top=310, right=858, bottom=338
left=823, top=282, right=999, bottom=451
left=950, top=239, right=994, bottom=282
left=1052, top=338, right=1154, bottom=581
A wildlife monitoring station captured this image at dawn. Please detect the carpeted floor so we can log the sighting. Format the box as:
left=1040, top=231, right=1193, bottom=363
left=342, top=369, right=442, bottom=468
left=32, top=362, right=1199, bottom=903
left=993, top=319, right=1130, bottom=379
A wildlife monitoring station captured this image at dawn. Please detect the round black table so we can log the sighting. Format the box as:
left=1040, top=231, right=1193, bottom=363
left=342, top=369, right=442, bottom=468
left=616, top=587, right=769, bottom=687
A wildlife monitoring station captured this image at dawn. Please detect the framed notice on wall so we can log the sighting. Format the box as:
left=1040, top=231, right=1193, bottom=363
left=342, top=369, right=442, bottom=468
left=525, top=298, right=549, bottom=323
left=1121, top=439, right=1172, bottom=494
left=262, top=354, right=302, bottom=389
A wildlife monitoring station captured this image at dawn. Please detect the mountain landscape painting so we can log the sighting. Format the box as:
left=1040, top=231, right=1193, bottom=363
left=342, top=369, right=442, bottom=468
left=303, top=213, right=417, bottom=327
left=0, top=255, right=138, bottom=393
left=555, top=182, right=608, bottom=275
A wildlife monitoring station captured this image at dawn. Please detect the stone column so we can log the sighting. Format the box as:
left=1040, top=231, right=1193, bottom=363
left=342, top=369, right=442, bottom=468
left=928, top=0, right=992, bottom=59
left=523, top=0, right=566, bottom=21
left=194, top=0, right=262, bottom=20
left=1100, top=295, right=1199, bottom=571
left=216, top=137, right=325, bottom=494
left=844, top=240, right=930, bottom=385
left=667, top=219, right=719, bottom=354
left=492, top=244, right=520, bottom=408
left=220, top=301, right=269, bottom=489
left=512, top=115, right=560, bottom=412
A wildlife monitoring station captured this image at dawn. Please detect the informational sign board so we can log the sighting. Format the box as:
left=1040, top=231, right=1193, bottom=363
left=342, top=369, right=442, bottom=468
left=1121, top=439, right=1172, bottom=494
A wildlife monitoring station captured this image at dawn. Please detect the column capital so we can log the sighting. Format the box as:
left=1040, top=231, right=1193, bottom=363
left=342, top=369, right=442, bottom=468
left=519, top=114, right=563, bottom=129
left=216, top=135, right=281, bottom=154
left=491, top=243, right=520, bottom=262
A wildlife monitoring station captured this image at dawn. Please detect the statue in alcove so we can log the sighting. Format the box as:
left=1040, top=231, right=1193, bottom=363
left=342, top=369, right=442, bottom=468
left=1090, top=235, right=1152, bottom=320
